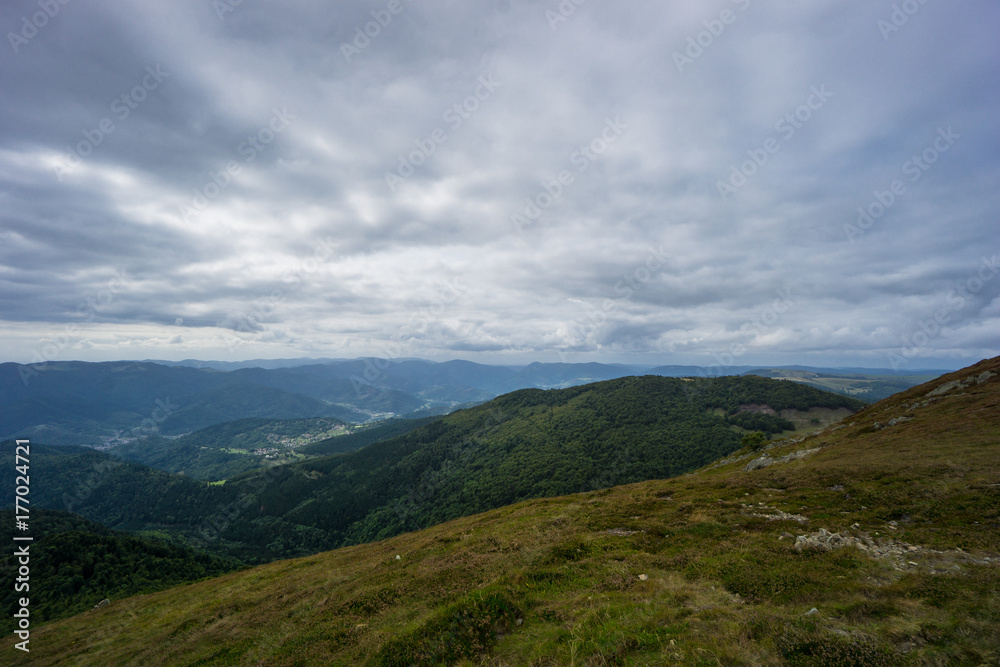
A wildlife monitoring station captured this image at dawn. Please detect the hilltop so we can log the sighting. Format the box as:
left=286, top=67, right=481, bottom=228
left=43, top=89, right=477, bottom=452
left=23, top=358, right=999, bottom=664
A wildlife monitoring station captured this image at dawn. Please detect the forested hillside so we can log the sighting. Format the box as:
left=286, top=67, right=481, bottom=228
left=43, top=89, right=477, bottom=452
left=0, top=443, right=334, bottom=562
left=225, top=375, right=864, bottom=552
left=1, top=359, right=893, bottom=448
left=0, top=510, right=242, bottom=634
left=2, top=375, right=863, bottom=563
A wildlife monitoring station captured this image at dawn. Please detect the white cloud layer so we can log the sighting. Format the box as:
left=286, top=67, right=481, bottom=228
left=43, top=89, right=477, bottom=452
left=1, top=0, right=998, bottom=369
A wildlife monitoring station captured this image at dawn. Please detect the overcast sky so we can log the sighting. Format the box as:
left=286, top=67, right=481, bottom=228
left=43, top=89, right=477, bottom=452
left=1, top=0, right=997, bottom=370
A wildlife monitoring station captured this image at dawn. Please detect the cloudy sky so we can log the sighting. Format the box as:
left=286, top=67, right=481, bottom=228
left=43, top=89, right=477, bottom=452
left=1, top=0, right=998, bottom=370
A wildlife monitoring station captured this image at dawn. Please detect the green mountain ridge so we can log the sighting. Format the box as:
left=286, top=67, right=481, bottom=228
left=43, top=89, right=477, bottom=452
left=2, top=359, right=938, bottom=448
left=2, top=375, right=863, bottom=564
left=22, top=358, right=999, bottom=665
left=0, top=361, right=381, bottom=445
left=239, top=375, right=862, bottom=550
left=0, top=510, right=242, bottom=635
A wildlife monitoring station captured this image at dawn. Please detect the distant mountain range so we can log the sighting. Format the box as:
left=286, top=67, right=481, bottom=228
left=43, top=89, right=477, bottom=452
left=145, top=357, right=948, bottom=378
left=0, top=358, right=945, bottom=446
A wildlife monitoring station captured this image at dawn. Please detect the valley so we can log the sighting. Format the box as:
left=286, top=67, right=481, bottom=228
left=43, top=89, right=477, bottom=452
left=0, top=358, right=938, bottom=448
left=2, top=374, right=863, bottom=564
left=8, top=357, right=996, bottom=665
left=6, top=4, right=995, bottom=664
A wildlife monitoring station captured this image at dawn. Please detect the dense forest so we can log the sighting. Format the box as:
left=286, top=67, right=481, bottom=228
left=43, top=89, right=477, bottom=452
left=2, top=375, right=865, bottom=563
left=0, top=510, right=242, bottom=633
left=224, top=375, right=864, bottom=556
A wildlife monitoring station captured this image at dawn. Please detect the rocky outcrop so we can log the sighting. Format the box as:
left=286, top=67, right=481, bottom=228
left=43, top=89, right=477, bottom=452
left=925, top=370, right=996, bottom=397
left=872, top=415, right=914, bottom=430
left=743, top=447, right=820, bottom=472
left=742, top=503, right=808, bottom=523
left=793, top=528, right=853, bottom=551
left=792, top=527, right=996, bottom=572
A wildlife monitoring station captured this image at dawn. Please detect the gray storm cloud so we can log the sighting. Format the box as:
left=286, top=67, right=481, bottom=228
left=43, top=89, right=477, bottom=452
left=1, top=0, right=997, bottom=368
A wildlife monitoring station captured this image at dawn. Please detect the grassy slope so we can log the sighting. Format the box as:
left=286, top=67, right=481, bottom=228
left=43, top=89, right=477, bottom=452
left=28, top=359, right=1000, bottom=665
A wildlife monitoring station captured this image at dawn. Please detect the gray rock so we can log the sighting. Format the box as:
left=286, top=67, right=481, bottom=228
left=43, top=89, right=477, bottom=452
left=976, top=370, right=997, bottom=384
left=926, top=380, right=963, bottom=397
left=743, top=455, right=772, bottom=472
left=743, top=448, right=820, bottom=472
left=927, top=371, right=996, bottom=397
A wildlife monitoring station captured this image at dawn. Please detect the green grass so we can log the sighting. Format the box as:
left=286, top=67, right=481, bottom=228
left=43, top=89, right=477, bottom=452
left=23, top=358, right=1000, bottom=665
